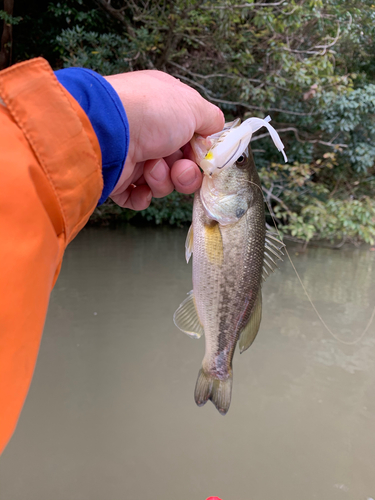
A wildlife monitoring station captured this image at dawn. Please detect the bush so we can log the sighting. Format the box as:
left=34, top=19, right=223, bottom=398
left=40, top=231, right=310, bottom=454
left=10, top=0, right=375, bottom=244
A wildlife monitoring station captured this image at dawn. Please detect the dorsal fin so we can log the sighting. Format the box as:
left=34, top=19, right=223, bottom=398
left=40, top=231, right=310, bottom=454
left=262, top=230, right=285, bottom=282
left=207, top=118, right=242, bottom=143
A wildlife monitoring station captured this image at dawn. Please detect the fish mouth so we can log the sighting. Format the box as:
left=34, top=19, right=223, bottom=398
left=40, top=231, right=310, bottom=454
left=201, top=139, right=245, bottom=176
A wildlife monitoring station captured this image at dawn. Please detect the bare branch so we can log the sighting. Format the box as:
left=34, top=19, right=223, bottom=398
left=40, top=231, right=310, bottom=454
left=314, top=139, right=347, bottom=148
left=169, top=61, right=261, bottom=83
left=173, top=73, right=318, bottom=116
left=252, top=127, right=348, bottom=148
left=282, top=5, right=299, bottom=15
left=94, top=0, right=125, bottom=22
left=282, top=22, right=341, bottom=56
left=314, top=25, right=341, bottom=50
left=262, top=186, right=294, bottom=216
left=202, top=1, right=286, bottom=9
left=93, top=0, right=135, bottom=37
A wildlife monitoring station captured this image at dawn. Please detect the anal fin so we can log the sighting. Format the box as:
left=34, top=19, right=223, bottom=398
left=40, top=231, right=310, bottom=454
left=173, top=291, right=204, bottom=339
left=239, top=291, right=262, bottom=353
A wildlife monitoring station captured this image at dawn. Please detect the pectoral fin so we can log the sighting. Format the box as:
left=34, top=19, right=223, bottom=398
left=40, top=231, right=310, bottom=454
left=239, top=291, right=262, bottom=353
left=185, top=224, right=194, bottom=263
left=173, top=291, right=204, bottom=339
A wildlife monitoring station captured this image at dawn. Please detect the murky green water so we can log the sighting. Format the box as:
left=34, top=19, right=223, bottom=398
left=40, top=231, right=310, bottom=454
left=1, top=226, right=375, bottom=500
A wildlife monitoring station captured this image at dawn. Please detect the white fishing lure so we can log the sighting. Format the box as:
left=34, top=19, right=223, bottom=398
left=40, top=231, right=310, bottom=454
left=193, top=115, right=287, bottom=175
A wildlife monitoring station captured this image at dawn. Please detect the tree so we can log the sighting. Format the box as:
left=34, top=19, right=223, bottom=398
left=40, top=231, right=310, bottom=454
left=0, top=0, right=20, bottom=69
left=10, top=0, right=375, bottom=243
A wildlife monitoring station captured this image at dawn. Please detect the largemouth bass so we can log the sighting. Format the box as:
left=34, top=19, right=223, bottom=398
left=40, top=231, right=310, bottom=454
left=174, top=116, right=287, bottom=415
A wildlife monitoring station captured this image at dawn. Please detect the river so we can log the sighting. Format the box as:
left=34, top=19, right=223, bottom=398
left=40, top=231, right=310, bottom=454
left=1, top=226, right=375, bottom=500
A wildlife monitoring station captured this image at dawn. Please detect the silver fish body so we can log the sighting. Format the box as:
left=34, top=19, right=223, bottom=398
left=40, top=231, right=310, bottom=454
left=174, top=118, right=286, bottom=415
left=193, top=149, right=264, bottom=414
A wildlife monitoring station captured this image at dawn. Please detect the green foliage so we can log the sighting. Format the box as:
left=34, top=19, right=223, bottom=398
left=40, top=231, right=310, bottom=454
left=140, top=192, right=193, bottom=226
left=260, top=153, right=375, bottom=244
left=89, top=192, right=193, bottom=228
left=296, top=197, right=375, bottom=245
left=0, top=10, right=22, bottom=25
left=11, top=0, right=375, bottom=244
left=56, top=26, right=131, bottom=74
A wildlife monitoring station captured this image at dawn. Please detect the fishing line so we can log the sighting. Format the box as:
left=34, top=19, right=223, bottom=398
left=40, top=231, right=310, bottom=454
left=245, top=178, right=375, bottom=345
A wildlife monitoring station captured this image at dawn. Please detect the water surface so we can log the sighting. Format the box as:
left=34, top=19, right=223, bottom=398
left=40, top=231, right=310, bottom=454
left=1, top=226, right=375, bottom=500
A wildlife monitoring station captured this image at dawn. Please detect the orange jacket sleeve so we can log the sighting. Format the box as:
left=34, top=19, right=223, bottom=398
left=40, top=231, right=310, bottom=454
left=0, top=58, right=103, bottom=454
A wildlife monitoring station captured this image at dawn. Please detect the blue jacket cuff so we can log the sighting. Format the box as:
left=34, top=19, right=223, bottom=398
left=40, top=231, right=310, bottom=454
left=55, top=67, right=129, bottom=205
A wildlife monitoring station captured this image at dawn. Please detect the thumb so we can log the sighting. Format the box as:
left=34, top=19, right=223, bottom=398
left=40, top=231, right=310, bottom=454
left=190, top=93, right=225, bottom=137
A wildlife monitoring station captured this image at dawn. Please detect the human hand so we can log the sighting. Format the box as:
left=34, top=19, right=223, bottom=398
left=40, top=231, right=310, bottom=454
left=105, top=70, right=224, bottom=210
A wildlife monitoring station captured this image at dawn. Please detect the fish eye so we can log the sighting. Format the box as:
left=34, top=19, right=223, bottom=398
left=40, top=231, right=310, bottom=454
left=236, top=153, right=247, bottom=167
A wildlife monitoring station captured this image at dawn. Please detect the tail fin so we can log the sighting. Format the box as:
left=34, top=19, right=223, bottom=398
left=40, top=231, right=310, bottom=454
left=194, top=368, right=233, bottom=415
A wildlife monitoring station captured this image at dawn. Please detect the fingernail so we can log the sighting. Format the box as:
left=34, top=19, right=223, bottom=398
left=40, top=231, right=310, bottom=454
left=177, top=166, right=197, bottom=186
left=149, top=160, right=166, bottom=182
left=147, top=190, right=152, bottom=202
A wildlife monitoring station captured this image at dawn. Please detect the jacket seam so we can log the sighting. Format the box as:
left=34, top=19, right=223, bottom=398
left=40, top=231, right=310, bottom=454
left=0, top=58, right=102, bottom=242
left=0, top=60, right=69, bottom=239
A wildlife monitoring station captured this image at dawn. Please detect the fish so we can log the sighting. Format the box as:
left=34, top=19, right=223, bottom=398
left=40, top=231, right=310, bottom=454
left=174, top=116, right=287, bottom=415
